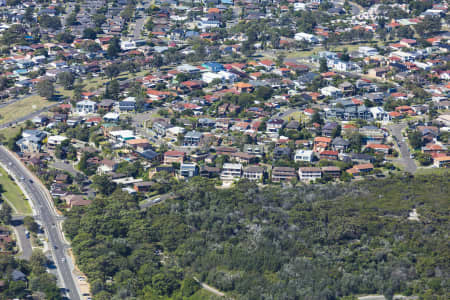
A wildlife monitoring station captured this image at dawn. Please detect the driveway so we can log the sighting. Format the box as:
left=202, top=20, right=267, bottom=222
left=387, top=123, right=417, bottom=174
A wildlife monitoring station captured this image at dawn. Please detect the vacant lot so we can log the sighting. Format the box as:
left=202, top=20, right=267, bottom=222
left=0, top=165, right=31, bottom=214
left=0, top=95, right=53, bottom=125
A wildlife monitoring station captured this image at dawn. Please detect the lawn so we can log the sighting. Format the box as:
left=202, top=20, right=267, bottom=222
left=0, top=165, right=31, bottom=215
left=283, top=110, right=306, bottom=121
left=0, top=95, right=53, bottom=125
left=0, top=124, right=26, bottom=142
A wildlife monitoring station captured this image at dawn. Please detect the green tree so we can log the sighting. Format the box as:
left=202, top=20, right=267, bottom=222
left=36, top=79, right=55, bottom=100
left=107, top=37, right=121, bottom=58
left=0, top=202, right=12, bottom=224
left=408, top=131, right=423, bottom=150
left=181, top=277, right=200, bottom=296
left=82, top=28, right=97, bottom=40
left=23, top=216, right=39, bottom=233
left=104, top=64, right=120, bottom=79
left=105, top=79, right=120, bottom=100
left=92, top=175, right=116, bottom=195
left=57, top=71, right=75, bottom=90
left=319, top=58, right=328, bottom=73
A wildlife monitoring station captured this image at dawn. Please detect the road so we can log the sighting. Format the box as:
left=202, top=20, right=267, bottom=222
left=131, top=1, right=152, bottom=38
left=139, top=193, right=173, bottom=210
left=0, top=146, right=80, bottom=300
left=11, top=216, right=33, bottom=260
left=387, top=123, right=417, bottom=174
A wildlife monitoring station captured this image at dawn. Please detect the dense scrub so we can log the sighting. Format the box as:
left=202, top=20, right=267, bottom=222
left=64, top=173, right=450, bottom=299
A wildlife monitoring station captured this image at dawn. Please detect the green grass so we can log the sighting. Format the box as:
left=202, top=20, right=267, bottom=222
left=415, top=168, right=449, bottom=176
left=282, top=111, right=305, bottom=122
left=0, top=95, right=53, bottom=125
left=0, top=124, right=26, bottom=142
left=0, top=166, right=31, bottom=215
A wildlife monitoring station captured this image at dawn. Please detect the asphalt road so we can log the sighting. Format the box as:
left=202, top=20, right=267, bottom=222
left=139, top=193, right=173, bottom=210
left=387, top=123, right=417, bottom=174
left=11, top=216, right=33, bottom=260
left=132, top=1, right=152, bottom=38
left=0, top=146, right=80, bottom=300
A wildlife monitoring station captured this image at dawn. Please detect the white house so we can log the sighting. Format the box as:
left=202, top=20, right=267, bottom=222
left=294, top=150, right=314, bottom=162
left=220, top=163, right=242, bottom=181
left=75, top=100, right=97, bottom=114
left=321, top=86, right=343, bottom=98
left=202, top=71, right=238, bottom=84
left=294, top=32, right=320, bottom=43
left=369, top=107, right=390, bottom=121
left=359, top=46, right=378, bottom=56
left=298, top=167, right=322, bottom=182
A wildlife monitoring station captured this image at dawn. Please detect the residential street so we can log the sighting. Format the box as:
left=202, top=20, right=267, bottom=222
left=387, top=123, right=417, bottom=174
left=0, top=146, right=81, bottom=300
left=11, top=216, right=33, bottom=260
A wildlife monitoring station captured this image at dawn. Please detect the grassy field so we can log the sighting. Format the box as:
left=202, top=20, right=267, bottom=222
left=415, top=167, right=449, bottom=176
left=0, top=165, right=31, bottom=215
left=283, top=111, right=306, bottom=122
left=0, top=95, right=53, bottom=125
left=0, top=124, right=26, bottom=142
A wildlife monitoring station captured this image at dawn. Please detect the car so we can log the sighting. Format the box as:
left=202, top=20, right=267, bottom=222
left=8, top=162, right=12, bottom=166
left=20, top=177, right=25, bottom=181
left=54, top=245, right=58, bottom=250
left=29, top=179, right=33, bottom=183
left=61, top=258, right=65, bottom=262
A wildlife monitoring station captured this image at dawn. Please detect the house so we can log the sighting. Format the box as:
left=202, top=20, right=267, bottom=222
left=266, top=118, right=284, bottom=133
left=16, top=130, right=47, bottom=153
left=243, top=144, right=264, bottom=157
left=75, top=100, right=97, bottom=114
left=331, top=137, right=350, bottom=152
left=433, top=156, right=450, bottom=168
left=153, top=119, right=172, bottom=136
left=294, top=149, right=314, bottom=162
left=179, top=163, right=198, bottom=178
left=230, top=152, right=256, bottom=164
left=298, top=167, right=322, bottom=182
left=164, top=151, right=185, bottom=165
left=273, top=147, right=291, bottom=160
left=243, top=166, right=264, bottom=181
left=119, top=97, right=136, bottom=111
left=321, top=86, right=343, bottom=98
left=126, top=138, right=151, bottom=152
left=320, top=150, right=339, bottom=161
left=134, top=181, right=154, bottom=192
left=321, top=166, right=341, bottom=178
left=346, top=163, right=374, bottom=176
left=322, top=122, right=339, bottom=137
left=271, top=167, right=296, bottom=182
left=64, top=194, right=92, bottom=208
left=47, top=135, right=68, bottom=150
left=220, top=163, right=242, bottom=181
left=365, top=143, right=391, bottom=154
left=313, top=137, right=332, bottom=152
left=140, top=149, right=160, bottom=162
left=97, top=159, right=118, bottom=174
left=103, top=112, right=120, bottom=123
left=199, top=165, right=221, bottom=178
left=183, top=131, right=203, bottom=147
left=98, top=99, right=115, bottom=111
